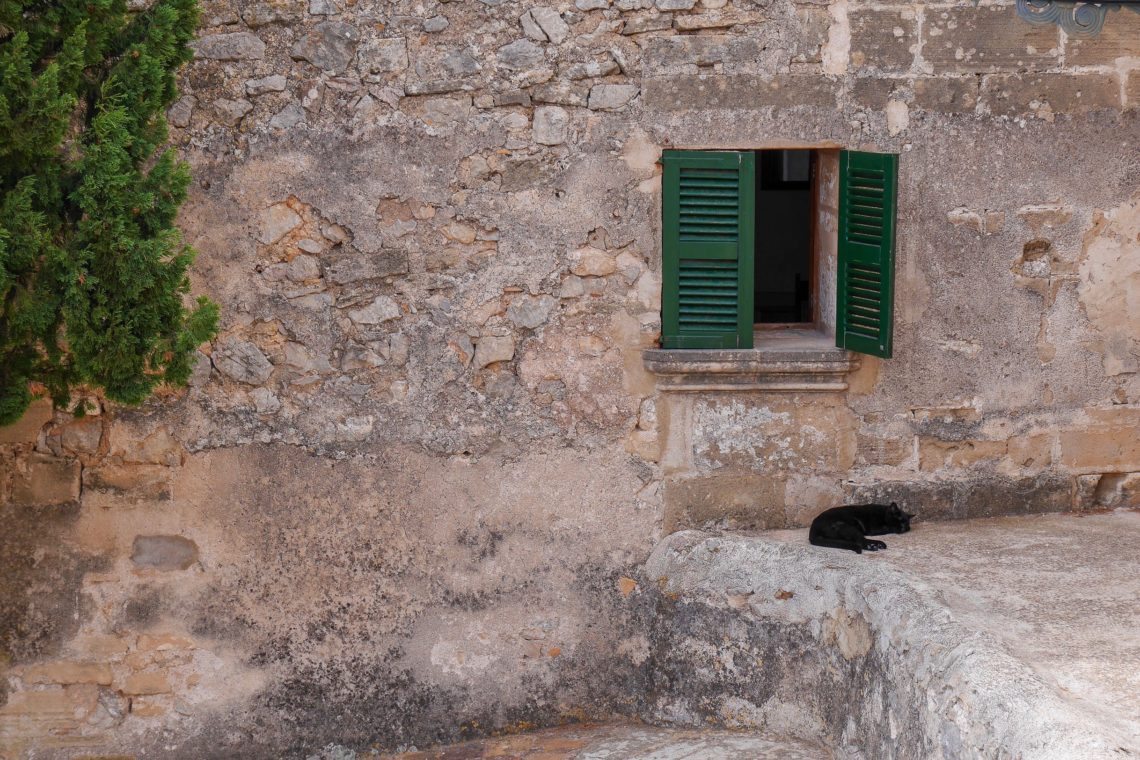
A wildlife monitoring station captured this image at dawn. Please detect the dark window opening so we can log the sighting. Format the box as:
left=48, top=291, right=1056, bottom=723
left=754, top=149, right=815, bottom=324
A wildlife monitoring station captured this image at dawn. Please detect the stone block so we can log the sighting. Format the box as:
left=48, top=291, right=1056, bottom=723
left=691, top=396, right=857, bottom=474
left=241, top=1, right=303, bottom=27
left=83, top=464, right=173, bottom=505
left=24, top=661, right=113, bottom=686
left=212, top=338, right=274, bottom=385
left=191, top=32, right=266, bottom=61
left=11, top=453, right=81, bottom=506
left=622, top=14, right=673, bottom=35
left=258, top=202, right=302, bottom=245
left=569, top=246, right=615, bottom=276
left=360, top=37, right=408, bottom=74
left=0, top=683, right=99, bottom=719
left=849, top=77, right=897, bottom=109
left=0, top=398, right=53, bottom=444
left=644, top=74, right=837, bottom=111
left=211, top=98, right=253, bottom=127
left=246, top=74, right=287, bottom=96
left=919, top=439, right=1007, bottom=472
left=325, top=250, right=409, bottom=284
left=981, top=73, right=1121, bottom=117
left=109, top=424, right=183, bottom=466
left=131, top=535, right=200, bottom=571
left=59, top=417, right=103, bottom=454
left=1059, top=411, right=1140, bottom=471
left=909, top=406, right=981, bottom=443
left=922, top=7, right=1059, bottom=73
left=291, top=21, right=360, bottom=74
left=856, top=433, right=911, bottom=467
left=849, top=9, right=917, bottom=73
left=847, top=473, right=1072, bottom=522
left=521, top=7, right=570, bottom=44
left=1129, top=72, right=1140, bottom=111
left=532, top=106, right=569, bottom=145
left=664, top=473, right=786, bottom=532
left=1066, top=10, right=1140, bottom=66
left=532, top=82, right=589, bottom=107
left=914, top=77, right=979, bottom=113
left=496, top=39, right=544, bottom=70
left=1016, top=205, right=1074, bottom=231
left=674, top=13, right=756, bottom=32
left=644, top=35, right=764, bottom=75
left=588, top=84, right=639, bottom=110
left=348, top=295, right=402, bottom=326
left=1006, top=433, right=1053, bottom=469
left=473, top=335, right=515, bottom=369
left=789, top=7, right=830, bottom=64
left=120, top=672, right=171, bottom=695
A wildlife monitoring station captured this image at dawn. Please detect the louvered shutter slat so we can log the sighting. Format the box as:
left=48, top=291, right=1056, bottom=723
left=662, top=151, right=755, bottom=349
left=836, top=151, right=898, bottom=358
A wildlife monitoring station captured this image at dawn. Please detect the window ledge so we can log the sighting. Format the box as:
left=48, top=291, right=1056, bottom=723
left=643, top=337, right=858, bottom=393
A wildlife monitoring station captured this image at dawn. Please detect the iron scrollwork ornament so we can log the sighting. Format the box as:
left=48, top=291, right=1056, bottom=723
left=1016, top=0, right=1140, bottom=38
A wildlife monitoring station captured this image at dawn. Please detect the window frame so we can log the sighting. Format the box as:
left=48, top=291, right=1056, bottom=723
left=658, top=145, right=897, bottom=360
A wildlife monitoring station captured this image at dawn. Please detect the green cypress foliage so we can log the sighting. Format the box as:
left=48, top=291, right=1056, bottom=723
left=0, top=0, right=218, bottom=425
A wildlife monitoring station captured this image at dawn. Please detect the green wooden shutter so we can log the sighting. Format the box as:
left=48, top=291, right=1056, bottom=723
left=661, top=150, right=755, bottom=349
left=836, top=150, right=898, bottom=358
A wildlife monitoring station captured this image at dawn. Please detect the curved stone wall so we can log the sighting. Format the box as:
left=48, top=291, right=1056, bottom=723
left=642, top=530, right=1132, bottom=759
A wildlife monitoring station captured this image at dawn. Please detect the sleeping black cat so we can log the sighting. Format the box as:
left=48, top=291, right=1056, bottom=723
left=808, top=502, right=914, bottom=554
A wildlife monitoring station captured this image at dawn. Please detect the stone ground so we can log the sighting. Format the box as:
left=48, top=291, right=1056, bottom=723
left=371, top=724, right=831, bottom=759
left=764, top=509, right=1140, bottom=749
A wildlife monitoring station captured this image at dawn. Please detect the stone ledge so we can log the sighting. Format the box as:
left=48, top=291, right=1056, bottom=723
left=643, top=346, right=858, bottom=392
left=644, top=512, right=1140, bottom=758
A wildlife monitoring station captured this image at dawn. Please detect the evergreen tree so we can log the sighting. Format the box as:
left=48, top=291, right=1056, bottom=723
left=0, top=0, right=218, bottom=425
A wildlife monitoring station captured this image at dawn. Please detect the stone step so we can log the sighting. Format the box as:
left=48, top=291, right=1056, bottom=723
left=371, top=723, right=831, bottom=759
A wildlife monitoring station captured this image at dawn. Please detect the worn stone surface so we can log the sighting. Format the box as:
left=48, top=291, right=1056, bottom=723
left=644, top=75, right=836, bottom=110
left=10, top=453, right=81, bottom=506
left=646, top=513, right=1140, bottom=758
left=212, top=337, right=274, bottom=385
left=246, top=74, right=287, bottom=95
left=664, top=473, right=786, bottom=532
left=982, top=73, right=1122, bottom=117
left=922, top=8, right=1059, bottom=73
left=377, top=723, right=830, bottom=759
left=532, top=105, right=570, bottom=145
left=0, top=399, right=53, bottom=445
left=191, top=32, right=265, bottom=60
left=849, top=9, right=916, bottom=73
left=3, top=1, right=1139, bottom=757
left=291, top=21, right=360, bottom=74
left=130, top=535, right=200, bottom=571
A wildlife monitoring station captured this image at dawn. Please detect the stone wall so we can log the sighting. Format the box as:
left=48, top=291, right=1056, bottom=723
left=2, top=0, right=1139, bottom=756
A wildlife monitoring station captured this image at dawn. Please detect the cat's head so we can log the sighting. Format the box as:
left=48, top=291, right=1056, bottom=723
left=888, top=501, right=914, bottom=533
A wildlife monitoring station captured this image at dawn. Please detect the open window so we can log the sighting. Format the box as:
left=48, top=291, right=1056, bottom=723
left=660, top=148, right=898, bottom=358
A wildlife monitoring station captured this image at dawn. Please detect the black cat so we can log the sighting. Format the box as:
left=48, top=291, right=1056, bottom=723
left=808, top=502, right=914, bottom=554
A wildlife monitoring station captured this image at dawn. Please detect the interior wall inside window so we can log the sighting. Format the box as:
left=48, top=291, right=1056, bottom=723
left=814, top=150, right=840, bottom=336
left=754, top=150, right=815, bottom=324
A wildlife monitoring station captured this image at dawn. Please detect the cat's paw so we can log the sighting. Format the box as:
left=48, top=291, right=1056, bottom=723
left=864, top=540, right=887, bottom=551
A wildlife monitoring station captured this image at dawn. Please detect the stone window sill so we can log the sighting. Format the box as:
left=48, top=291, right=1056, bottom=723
left=643, top=328, right=858, bottom=392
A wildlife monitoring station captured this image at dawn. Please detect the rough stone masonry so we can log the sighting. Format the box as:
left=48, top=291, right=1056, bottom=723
left=1, top=0, right=1139, bottom=757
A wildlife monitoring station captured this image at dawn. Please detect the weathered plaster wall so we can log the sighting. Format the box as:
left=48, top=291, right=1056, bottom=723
left=2, top=0, right=1139, bottom=756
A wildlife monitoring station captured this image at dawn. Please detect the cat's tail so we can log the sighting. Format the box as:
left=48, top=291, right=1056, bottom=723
left=808, top=535, right=863, bottom=553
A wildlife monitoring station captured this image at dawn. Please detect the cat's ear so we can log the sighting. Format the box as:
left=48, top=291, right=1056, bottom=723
left=889, top=501, right=900, bottom=512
